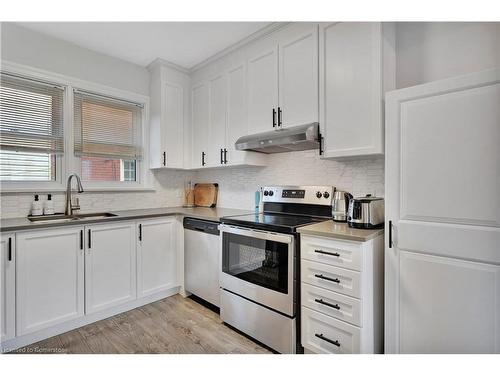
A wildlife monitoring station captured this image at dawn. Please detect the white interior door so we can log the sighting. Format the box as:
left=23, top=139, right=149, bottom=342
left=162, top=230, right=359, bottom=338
left=208, top=74, right=227, bottom=167
left=16, top=227, right=84, bottom=336
left=164, top=81, right=184, bottom=168
left=1, top=234, right=15, bottom=342
left=191, top=82, right=209, bottom=167
left=385, top=69, right=500, bottom=353
left=85, top=222, right=136, bottom=314
left=278, top=25, right=318, bottom=128
left=247, top=46, right=279, bottom=134
left=137, top=218, right=177, bottom=298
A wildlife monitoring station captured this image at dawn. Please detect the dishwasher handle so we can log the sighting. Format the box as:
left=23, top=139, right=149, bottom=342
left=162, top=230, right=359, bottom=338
left=183, top=217, right=220, bottom=236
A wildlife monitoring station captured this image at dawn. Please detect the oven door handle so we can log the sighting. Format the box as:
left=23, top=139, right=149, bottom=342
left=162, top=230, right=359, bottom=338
left=219, top=224, right=293, bottom=244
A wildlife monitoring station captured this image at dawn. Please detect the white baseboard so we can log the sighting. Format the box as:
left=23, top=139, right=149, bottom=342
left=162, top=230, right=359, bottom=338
left=1, top=286, right=180, bottom=353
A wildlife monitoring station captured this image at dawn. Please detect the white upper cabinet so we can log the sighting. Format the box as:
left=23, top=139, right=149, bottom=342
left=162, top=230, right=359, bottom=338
left=278, top=25, right=319, bottom=128
left=84, top=222, right=137, bottom=314
left=247, top=46, right=279, bottom=134
left=191, top=82, right=210, bottom=168
left=319, top=22, right=395, bottom=158
left=137, top=217, right=178, bottom=298
left=1, top=233, right=15, bottom=342
left=149, top=62, right=190, bottom=169
left=208, top=74, right=228, bottom=167
left=16, top=227, right=85, bottom=336
left=247, top=23, right=319, bottom=134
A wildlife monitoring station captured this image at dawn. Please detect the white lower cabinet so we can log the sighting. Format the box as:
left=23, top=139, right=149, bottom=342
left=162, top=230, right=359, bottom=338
left=85, top=222, right=137, bottom=314
left=16, top=227, right=85, bottom=336
left=1, top=233, right=15, bottom=342
left=301, top=234, right=384, bottom=354
left=137, top=217, right=177, bottom=298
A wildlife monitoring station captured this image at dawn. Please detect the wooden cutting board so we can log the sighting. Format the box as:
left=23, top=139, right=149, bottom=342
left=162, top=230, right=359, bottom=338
left=194, top=183, right=219, bottom=207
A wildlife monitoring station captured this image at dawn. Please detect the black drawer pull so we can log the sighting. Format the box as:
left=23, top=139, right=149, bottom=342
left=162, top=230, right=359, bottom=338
left=272, top=108, right=276, bottom=128
left=315, top=274, right=340, bottom=283
left=163, top=151, right=166, bottom=166
left=315, top=298, right=340, bottom=310
left=88, top=229, right=92, bottom=249
left=315, top=249, right=340, bottom=257
left=138, top=224, right=142, bottom=241
left=8, top=237, right=12, bottom=261
left=315, top=333, right=340, bottom=347
left=80, top=230, right=83, bottom=250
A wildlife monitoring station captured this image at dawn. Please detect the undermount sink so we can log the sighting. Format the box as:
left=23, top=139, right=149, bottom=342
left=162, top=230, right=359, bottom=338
left=28, top=212, right=117, bottom=223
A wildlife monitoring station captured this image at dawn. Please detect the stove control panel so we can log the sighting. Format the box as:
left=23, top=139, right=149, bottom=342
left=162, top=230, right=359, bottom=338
left=261, top=186, right=334, bottom=206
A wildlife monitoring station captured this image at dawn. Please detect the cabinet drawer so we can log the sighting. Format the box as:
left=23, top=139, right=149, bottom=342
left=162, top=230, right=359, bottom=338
left=301, top=283, right=361, bottom=326
left=301, top=306, right=360, bottom=354
left=301, top=259, right=360, bottom=298
left=301, top=235, right=362, bottom=271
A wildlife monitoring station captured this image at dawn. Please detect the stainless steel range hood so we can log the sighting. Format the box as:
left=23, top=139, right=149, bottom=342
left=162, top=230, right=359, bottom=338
left=235, top=123, right=320, bottom=154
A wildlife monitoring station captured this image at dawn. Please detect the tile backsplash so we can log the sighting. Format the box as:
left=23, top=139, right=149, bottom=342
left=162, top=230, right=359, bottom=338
left=196, top=150, right=384, bottom=210
left=1, top=150, right=384, bottom=218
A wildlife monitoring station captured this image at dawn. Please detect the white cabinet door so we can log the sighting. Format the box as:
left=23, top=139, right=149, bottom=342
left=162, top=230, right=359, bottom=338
left=385, top=69, right=500, bottom=353
left=191, top=82, right=209, bottom=168
left=16, top=227, right=84, bottom=336
left=320, top=22, right=392, bottom=158
left=225, top=63, right=248, bottom=164
left=1, top=233, right=15, bottom=342
left=278, top=25, right=318, bottom=128
left=247, top=46, right=279, bottom=134
left=208, top=74, right=227, bottom=167
left=85, top=222, right=136, bottom=314
left=163, top=81, right=184, bottom=168
left=137, top=218, right=177, bottom=298
left=399, top=251, right=500, bottom=353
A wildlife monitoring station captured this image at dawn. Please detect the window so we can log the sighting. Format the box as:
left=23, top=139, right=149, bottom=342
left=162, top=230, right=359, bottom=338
left=0, top=73, right=64, bottom=182
left=73, top=90, right=143, bottom=184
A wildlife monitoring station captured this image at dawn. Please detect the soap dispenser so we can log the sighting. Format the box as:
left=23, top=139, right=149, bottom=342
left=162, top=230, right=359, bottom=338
left=31, top=194, right=43, bottom=216
left=43, top=194, right=55, bottom=215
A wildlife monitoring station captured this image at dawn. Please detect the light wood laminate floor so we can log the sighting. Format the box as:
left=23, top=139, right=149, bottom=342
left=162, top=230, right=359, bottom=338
left=15, top=295, right=272, bottom=354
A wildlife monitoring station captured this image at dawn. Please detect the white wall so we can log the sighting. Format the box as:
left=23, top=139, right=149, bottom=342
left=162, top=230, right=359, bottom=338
left=396, top=22, right=500, bottom=88
left=0, top=22, right=193, bottom=219
left=1, top=23, right=150, bottom=96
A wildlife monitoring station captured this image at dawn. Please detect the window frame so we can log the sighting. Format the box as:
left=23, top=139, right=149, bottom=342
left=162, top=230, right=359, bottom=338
left=0, top=61, right=153, bottom=193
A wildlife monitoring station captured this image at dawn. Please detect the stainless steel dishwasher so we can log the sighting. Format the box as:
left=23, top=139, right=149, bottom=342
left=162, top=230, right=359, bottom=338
left=183, top=217, right=221, bottom=307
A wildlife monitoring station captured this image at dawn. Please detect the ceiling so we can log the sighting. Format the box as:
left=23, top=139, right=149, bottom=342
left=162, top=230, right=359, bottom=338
left=16, top=22, right=272, bottom=69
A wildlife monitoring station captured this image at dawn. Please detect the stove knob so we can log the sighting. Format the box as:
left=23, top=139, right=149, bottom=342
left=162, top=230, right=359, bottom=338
left=269, top=191, right=274, bottom=196
left=323, top=191, right=330, bottom=199
left=263, top=190, right=269, bottom=196
left=316, top=191, right=322, bottom=198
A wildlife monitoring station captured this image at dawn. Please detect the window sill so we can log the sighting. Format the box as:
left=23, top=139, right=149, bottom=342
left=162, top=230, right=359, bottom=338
left=0, top=186, right=156, bottom=195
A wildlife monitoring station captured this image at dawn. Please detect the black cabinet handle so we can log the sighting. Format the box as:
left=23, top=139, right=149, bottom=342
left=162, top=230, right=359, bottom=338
left=163, top=151, right=166, bottom=166
left=314, top=249, right=340, bottom=257
left=318, top=130, right=323, bottom=155
left=315, top=274, right=340, bottom=283
left=389, top=220, right=393, bottom=248
left=315, top=333, right=340, bottom=347
left=88, top=229, right=92, bottom=249
left=138, top=224, right=142, bottom=241
left=272, top=108, right=276, bottom=128
left=80, top=230, right=83, bottom=250
left=278, top=107, right=282, bottom=127
left=315, top=298, right=340, bottom=310
left=223, top=148, right=228, bottom=164
left=8, top=237, right=12, bottom=261
left=201, top=152, right=206, bottom=166
left=220, top=148, right=224, bottom=164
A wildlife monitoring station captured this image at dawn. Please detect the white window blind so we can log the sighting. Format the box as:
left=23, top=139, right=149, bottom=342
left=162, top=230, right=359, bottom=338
left=0, top=73, right=65, bottom=155
left=73, top=90, right=143, bottom=161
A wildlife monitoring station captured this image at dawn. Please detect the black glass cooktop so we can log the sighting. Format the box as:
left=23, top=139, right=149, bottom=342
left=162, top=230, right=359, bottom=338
left=221, top=212, right=328, bottom=234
